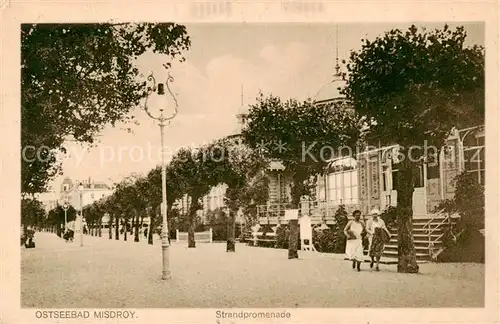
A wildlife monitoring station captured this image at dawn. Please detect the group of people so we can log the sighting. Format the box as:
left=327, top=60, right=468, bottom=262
left=344, top=208, right=391, bottom=272
left=63, top=228, right=75, bottom=242
left=21, top=227, right=36, bottom=248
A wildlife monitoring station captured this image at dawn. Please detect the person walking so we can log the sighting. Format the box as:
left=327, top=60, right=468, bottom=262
left=366, top=208, right=391, bottom=271
left=343, top=210, right=365, bottom=271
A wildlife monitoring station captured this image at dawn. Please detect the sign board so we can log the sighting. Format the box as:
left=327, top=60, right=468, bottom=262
left=299, top=215, right=312, bottom=239
left=284, top=209, right=299, bottom=220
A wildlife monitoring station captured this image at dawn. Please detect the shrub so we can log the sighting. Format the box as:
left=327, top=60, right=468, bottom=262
left=332, top=205, right=348, bottom=252
left=312, top=226, right=336, bottom=253
left=311, top=205, right=349, bottom=254
left=435, top=171, right=485, bottom=262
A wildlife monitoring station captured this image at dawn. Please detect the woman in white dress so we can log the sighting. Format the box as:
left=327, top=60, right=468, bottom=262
left=343, top=210, right=365, bottom=271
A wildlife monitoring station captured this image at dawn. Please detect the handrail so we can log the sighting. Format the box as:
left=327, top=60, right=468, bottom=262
left=423, top=208, right=452, bottom=259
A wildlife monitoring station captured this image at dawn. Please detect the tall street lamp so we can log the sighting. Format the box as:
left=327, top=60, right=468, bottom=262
left=78, top=183, right=84, bottom=247
left=63, top=201, right=69, bottom=230
left=143, top=67, right=179, bottom=280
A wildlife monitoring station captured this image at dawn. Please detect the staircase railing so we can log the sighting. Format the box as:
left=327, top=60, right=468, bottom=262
left=422, top=209, right=451, bottom=261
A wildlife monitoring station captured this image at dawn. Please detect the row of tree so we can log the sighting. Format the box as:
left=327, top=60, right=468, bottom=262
left=57, top=140, right=269, bottom=251
left=23, top=23, right=484, bottom=273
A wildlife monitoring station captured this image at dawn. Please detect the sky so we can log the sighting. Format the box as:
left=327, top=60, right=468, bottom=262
left=50, top=22, right=484, bottom=190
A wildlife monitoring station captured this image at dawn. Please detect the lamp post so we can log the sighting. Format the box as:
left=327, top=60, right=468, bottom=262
left=78, top=184, right=84, bottom=247
left=63, top=201, right=69, bottom=231
left=143, top=68, right=179, bottom=280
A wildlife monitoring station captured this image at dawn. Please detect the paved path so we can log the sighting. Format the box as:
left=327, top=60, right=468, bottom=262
left=21, top=231, right=484, bottom=308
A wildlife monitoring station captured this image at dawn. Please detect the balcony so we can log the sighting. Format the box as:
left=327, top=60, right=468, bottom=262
left=257, top=199, right=361, bottom=225
left=256, top=203, right=292, bottom=225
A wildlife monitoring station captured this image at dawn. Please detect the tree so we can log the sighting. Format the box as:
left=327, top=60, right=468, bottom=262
left=145, top=165, right=184, bottom=242
left=239, top=172, right=270, bottom=225
left=45, top=204, right=75, bottom=226
left=242, top=93, right=360, bottom=258
left=102, top=197, right=114, bottom=240
left=344, top=24, right=484, bottom=273
left=168, top=144, right=226, bottom=248
left=103, top=191, right=122, bottom=240
left=21, top=198, right=46, bottom=230
left=21, top=23, right=191, bottom=194
left=216, top=139, right=268, bottom=252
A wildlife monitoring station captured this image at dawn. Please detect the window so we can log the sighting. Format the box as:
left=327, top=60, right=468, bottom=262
left=464, top=132, right=485, bottom=184
left=326, top=157, right=358, bottom=205
left=427, top=152, right=440, bottom=179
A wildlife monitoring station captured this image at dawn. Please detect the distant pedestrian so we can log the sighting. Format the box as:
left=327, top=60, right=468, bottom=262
left=344, top=210, right=365, bottom=271
left=144, top=227, right=148, bottom=239
left=367, top=208, right=391, bottom=271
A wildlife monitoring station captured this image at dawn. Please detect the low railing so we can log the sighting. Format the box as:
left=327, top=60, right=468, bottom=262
left=257, top=200, right=361, bottom=223
left=175, top=228, right=213, bottom=243
left=300, top=200, right=361, bottom=220
left=257, top=203, right=292, bottom=224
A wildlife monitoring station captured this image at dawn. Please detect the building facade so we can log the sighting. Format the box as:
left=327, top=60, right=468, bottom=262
left=37, top=188, right=60, bottom=212
left=59, top=177, right=114, bottom=210
left=255, top=65, right=485, bottom=225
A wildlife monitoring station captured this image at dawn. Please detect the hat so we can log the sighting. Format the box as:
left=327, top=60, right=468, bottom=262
left=370, top=208, right=381, bottom=215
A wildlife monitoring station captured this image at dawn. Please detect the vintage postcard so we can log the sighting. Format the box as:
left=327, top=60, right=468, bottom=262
left=1, top=0, right=498, bottom=323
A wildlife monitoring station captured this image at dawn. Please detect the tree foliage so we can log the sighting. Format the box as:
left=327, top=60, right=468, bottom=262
left=21, top=23, right=191, bottom=193
left=436, top=171, right=485, bottom=230
left=168, top=144, right=227, bottom=247
left=215, top=138, right=268, bottom=251
left=242, top=93, right=360, bottom=205
left=344, top=24, right=484, bottom=148
left=344, top=24, right=484, bottom=273
left=21, top=198, right=47, bottom=229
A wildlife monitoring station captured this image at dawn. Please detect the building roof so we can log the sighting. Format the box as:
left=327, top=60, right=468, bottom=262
left=314, top=77, right=347, bottom=104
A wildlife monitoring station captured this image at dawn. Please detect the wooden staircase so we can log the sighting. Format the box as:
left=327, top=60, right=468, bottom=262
left=368, top=216, right=457, bottom=264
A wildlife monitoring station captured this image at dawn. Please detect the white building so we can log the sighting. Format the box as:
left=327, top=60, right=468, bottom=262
left=37, top=187, right=59, bottom=212
left=59, top=177, right=114, bottom=210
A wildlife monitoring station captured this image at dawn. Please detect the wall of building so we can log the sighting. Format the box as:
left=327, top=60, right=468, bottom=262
left=258, top=125, right=484, bottom=222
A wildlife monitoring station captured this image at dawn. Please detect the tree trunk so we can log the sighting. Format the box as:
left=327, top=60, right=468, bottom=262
left=124, top=219, right=128, bottom=241
left=226, top=207, right=237, bottom=252
left=115, top=216, right=120, bottom=240
left=140, top=215, right=144, bottom=239
left=148, top=212, right=154, bottom=245
left=134, top=210, right=140, bottom=242
left=288, top=219, right=299, bottom=258
left=109, top=214, right=113, bottom=239
left=187, top=198, right=198, bottom=248
left=148, top=206, right=155, bottom=245
left=288, top=174, right=306, bottom=259
left=98, top=217, right=102, bottom=237
left=396, top=157, right=420, bottom=273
